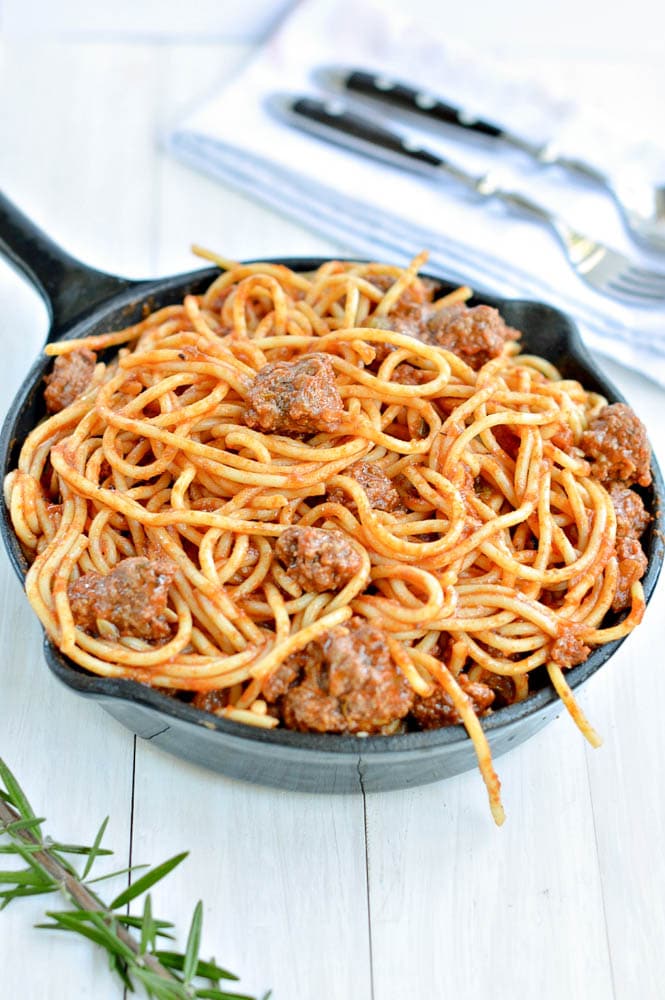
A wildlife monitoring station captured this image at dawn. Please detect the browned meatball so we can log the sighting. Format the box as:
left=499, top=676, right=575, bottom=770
left=391, top=363, right=434, bottom=386
left=550, top=631, right=591, bottom=668
left=275, top=526, right=362, bottom=592
left=369, top=274, right=437, bottom=339
left=581, top=403, right=651, bottom=487
left=244, top=353, right=344, bottom=434
left=410, top=673, right=495, bottom=729
left=423, top=304, right=520, bottom=370
left=478, top=672, right=516, bottom=709
left=191, top=689, right=229, bottom=714
left=261, top=655, right=302, bottom=703
left=278, top=618, right=414, bottom=734
left=68, top=556, right=175, bottom=640
left=327, top=460, right=401, bottom=513
left=613, top=535, right=648, bottom=612
left=369, top=273, right=438, bottom=302
left=607, top=482, right=651, bottom=539
left=282, top=679, right=348, bottom=732
left=44, top=349, right=97, bottom=413
left=550, top=423, right=575, bottom=453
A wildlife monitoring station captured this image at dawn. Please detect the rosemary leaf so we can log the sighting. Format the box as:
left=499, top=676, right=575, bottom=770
left=81, top=816, right=110, bottom=878
left=43, top=842, right=113, bottom=861
left=85, top=863, right=149, bottom=885
left=0, top=868, right=52, bottom=886
left=194, top=990, right=259, bottom=1000
left=0, top=759, right=266, bottom=999
left=141, top=893, right=157, bottom=955
left=11, top=839, right=58, bottom=882
left=87, top=910, right=140, bottom=963
left=4, top=815, right=47, bottom=836
left=0, top=842, right=43, bottom=854
left=110, top=852, right=189, bottom=909
left=118, top=911, right=174, bottom=937
left=133, top=967, right=191, bottom=1000
left=0, top=758, right=39, bottom=827
left=110, top=951, right=135, bottom=992
left=38, top=912, right=118, bottom=952
left=156, top=951, right=240, bottom=982
left=183, top=900, right=203, bottom=985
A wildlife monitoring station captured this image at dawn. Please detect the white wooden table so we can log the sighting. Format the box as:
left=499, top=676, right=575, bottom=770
left=1, top=17, right=665, bottom=1000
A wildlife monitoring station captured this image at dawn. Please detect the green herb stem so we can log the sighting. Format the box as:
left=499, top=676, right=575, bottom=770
left=0, top=759, right=268, bottom=1000
left=0, top=795, right=179, bottom=988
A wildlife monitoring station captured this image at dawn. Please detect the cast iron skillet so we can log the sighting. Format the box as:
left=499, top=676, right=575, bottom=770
left=1, top=192, right=663, bottom=795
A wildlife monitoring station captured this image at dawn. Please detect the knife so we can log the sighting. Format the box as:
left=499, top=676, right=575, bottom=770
left=315, top=66, right=605, bottom=184
left=268, top=94, right=485, bottom=189
left=268, top=93, right=578, bottom=237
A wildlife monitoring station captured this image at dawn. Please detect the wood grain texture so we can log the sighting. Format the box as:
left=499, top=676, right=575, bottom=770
left=131, top=746, right=372, bottom=1000
left=1, top=30, right=665, bottom=1000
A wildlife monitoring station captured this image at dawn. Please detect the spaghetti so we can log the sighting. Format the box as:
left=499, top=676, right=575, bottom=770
left=5, top=251, right=653, bottom=825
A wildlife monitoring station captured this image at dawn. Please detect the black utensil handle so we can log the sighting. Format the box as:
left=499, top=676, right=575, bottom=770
left=290, top=96, right=445, bottom=171
left=0, top=191, right=136, bottom=341
left=344, top=70, right=504, bottom=139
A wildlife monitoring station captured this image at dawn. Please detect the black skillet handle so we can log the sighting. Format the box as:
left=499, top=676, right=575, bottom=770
left=0, top=191, right=137, bottom=342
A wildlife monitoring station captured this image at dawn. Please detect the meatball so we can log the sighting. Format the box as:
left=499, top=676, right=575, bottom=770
left=550, top=423, right=575, bottom=453
left=581, top=403, right=651, bottom=487
left=391, top=363, right=434, bottom=386
left=424, top=304, right=520, bottom=370
left=277, top=618, right=414, bottom=734
left=550, top=631, right=591, bottom=668
left=410, top=673, right=495, bottom=729
left=275, top=525, right=362, bottom=592
left=68, top=556, right=175, bottom=640
left=612, top=535, right=648, bottom=613
left=327, top=460, right=401, bottom=513
left=191, top=689, right=229, bottom=714
left=244, top=353, right=344, bottom=435
left=44, top=349, right=97, bottom=414
left=607, top=482, right=650, bottom=539
left=261, top=656, right=302, bottom=704
left=369, top=274, right=437, bottom=340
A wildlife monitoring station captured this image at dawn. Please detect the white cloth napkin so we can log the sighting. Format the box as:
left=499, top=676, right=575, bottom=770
left=166, top=0, right=665, bottom=386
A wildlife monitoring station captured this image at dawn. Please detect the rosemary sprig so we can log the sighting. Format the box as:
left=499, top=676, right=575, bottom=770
left=0, top=758, right=269, bottom=1000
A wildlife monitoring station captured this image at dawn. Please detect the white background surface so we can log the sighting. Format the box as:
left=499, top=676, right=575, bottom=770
left=1, top=3, right=665, bottom=999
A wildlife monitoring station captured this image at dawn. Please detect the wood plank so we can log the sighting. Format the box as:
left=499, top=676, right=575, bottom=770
left=365, top=711, right=614, bottom=1000
left=0, top=40, right=158, bottom=278
left=131, top=745, right=372, bottom=999
left=126, top=43, right=372, bottom=1000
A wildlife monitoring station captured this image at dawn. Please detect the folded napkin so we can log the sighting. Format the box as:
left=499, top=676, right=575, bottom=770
left=166, top=0, right=665, bottom=386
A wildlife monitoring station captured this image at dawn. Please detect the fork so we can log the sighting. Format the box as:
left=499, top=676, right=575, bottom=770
left=271, top=95, right=665, bottom=309
left=319, top=68, right=665, bottom=256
